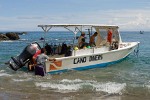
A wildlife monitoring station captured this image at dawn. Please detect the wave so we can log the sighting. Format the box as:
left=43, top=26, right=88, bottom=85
left=1, top=39, right=28, bottom=43
left=0, top=73, right=12, bottom=76
left=12, top=78, right=32, bottom=82
left=35, top=79, right=126, bottom=94
left=19, top=39, right=28, bottom=41
left=1, top=40, right=14, bottom=42
left=0, top=70, right=12, bottom=76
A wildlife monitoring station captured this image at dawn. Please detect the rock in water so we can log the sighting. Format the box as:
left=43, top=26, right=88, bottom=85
left=0, top=34, right=9, bottom=41
left=5, top=32, right=20, bottom=40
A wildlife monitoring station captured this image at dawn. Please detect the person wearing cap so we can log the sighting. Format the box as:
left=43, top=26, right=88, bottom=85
left=78, top=32, right=85, bottom=48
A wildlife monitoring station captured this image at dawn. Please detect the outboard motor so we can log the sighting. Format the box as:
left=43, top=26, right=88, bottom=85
left=9, top=42, right=41, bottom=71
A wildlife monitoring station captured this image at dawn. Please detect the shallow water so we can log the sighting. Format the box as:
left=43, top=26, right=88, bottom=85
left=0, top=31, right=150, bottom=100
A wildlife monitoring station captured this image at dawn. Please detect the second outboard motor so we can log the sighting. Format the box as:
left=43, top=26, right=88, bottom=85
left=9, top=42, right=41, bottom=71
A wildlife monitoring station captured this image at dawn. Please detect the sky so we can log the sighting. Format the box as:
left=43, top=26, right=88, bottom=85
left=0, top=0, right=150, bottom=31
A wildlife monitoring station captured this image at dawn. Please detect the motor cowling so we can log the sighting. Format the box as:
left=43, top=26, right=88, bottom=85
left=9, top=42, right=41, bottom=71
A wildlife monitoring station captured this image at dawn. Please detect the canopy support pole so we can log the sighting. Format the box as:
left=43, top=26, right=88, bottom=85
left=40, top=26, right=52, bottom=47
left=64, top=26, right=81, bottom=48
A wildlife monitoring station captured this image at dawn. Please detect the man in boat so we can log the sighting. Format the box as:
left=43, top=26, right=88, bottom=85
left=79, top=38, right=88, bottom=49
left=78, top=32, right=86, bottom=48
left=89, top=32, right=98, bottom=47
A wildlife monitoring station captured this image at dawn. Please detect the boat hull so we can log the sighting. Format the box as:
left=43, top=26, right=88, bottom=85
left=45, top=42, right=139, bottom=74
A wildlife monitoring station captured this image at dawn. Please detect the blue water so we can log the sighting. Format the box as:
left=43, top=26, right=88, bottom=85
left=0, top=31, right=150, bottom=100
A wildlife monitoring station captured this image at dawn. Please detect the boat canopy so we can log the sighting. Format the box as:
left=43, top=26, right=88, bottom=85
left=38, top=24, right=118, bottom=27
left=38, top=24, right=122, bottom=47
left=38, top=24, right=119, bottom=32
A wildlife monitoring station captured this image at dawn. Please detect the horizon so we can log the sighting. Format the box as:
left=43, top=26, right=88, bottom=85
left=0, top=0, right=150, bottom=31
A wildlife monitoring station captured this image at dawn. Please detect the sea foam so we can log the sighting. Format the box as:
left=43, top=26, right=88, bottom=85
left=1, top=40, right=14, bottom=42
left=0, top=70, right=12, bottom=77
left=35, top=79, right=126, bottom=94
left=12, top=78, right=32, bottom=82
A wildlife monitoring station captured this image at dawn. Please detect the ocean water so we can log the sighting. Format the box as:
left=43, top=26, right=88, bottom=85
left=0, top=31, right=150, bottom=100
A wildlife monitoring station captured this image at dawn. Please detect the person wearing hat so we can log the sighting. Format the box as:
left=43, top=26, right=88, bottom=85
left=78, top=32, right=85, bottom=48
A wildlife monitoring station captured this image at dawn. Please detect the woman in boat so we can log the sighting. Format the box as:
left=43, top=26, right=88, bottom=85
left=89, top=32, right=98, bottom=47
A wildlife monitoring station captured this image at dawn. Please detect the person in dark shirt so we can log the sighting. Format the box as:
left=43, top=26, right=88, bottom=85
left=79, top=38, right=88, bottom=49
left=78, top=32, right=86, bottom=47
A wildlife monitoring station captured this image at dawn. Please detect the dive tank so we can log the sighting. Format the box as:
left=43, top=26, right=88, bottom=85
left=9, top=42, right=41, bottom=71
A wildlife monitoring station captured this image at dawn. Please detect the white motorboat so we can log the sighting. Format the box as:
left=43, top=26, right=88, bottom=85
left=37, top=24, right=140, bottom=74
left=8, top=24, right=139, bottom=75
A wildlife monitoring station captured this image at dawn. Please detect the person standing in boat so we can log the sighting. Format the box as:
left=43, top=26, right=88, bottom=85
left=89, top=32, right=98, bottom=47
left=78, top=32, right=86, bottom=48
left=107, top=29, right=113, bottom=45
